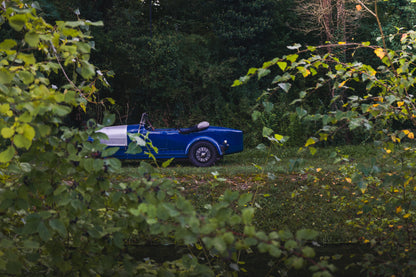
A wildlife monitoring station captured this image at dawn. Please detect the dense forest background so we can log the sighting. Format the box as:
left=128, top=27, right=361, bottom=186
left=38, top=0, right=416, bottom=146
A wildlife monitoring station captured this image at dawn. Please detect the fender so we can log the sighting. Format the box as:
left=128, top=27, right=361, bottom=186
left=185, top=136, right=223, bottom=156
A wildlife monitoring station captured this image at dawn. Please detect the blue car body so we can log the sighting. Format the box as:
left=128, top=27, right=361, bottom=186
left=97, top=113, right=243, bottom=166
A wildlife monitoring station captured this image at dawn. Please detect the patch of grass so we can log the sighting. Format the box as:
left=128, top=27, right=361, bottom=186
left=119, top=143, right=380, bottom=244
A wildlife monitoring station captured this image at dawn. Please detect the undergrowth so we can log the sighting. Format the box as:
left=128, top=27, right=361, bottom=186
left=120, top=143, right=379, bottom=245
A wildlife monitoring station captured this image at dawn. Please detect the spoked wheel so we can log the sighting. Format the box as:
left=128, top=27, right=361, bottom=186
left=188, top=141, right=218, bottom=167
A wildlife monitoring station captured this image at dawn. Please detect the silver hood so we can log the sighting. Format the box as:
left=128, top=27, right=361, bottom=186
left=97, top=125, right=128, bottom=146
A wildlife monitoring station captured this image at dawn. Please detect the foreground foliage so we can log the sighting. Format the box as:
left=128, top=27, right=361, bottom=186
left=234, top=2, right=416, bottom=275
left=0, top=1, right=332, bottom=276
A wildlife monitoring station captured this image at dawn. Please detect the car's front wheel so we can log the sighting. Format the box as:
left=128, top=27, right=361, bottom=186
left=188, top=141, right=218, bottom=167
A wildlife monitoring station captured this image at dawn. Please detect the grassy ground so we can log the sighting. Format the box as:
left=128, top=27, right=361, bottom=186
left=121, top=143, right=380, bottom=245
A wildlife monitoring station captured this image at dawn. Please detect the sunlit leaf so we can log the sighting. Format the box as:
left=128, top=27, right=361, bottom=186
left=1, top=127, right=14, bottom=139
left=278, top=82, right=291, bottom=93
left=287, top=43, right=301, bottom=50
left=305, top=137, right=317, bottom=147
left=277, top=61, right=287, bottom=71
left=374, top=48, right=385, bottom=59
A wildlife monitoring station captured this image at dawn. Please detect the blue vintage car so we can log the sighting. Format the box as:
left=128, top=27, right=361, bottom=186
left=96, top=113, right=243, bottom=167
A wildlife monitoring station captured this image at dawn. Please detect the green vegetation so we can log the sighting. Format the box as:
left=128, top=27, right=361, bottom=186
left=2, top=0, right=416, bottom=276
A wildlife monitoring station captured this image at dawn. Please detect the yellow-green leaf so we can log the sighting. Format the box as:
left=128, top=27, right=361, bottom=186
left=9, top=14, right=27, bottom=31
left=305, top=137, right=317, bottom=147
left=0, top=146, right=15, bottom=163
left=1, top=127, right=14, bottom=139
left=274, top=134, right=284, bottom=141
left=0, top=103, right=10, bottom=114
left=22, top=124, right=35, bottom=141
left=286, top=54, right=299, bottom=63
left=277, top=61, right=287, bottom=71
left=14, top=134, right=31, bottom=150
left=0, top=39, right=17, bottom=50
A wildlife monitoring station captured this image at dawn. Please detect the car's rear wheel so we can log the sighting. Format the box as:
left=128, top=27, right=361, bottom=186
left=188, top=141, right=218, bottom=167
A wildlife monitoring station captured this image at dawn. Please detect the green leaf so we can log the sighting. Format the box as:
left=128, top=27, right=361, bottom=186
left=309, top=147, right=317, bottom=155
left=23, top=240, right=40, bottom=249
left=302, top=246, right=315, bottom=258
left=223, top=190, right=239, bottom=202
left=77, top=60, right=95, bottom=79
left=37, top=221, right=52, bottom=242
left=104, top=158, right=122, bottom=171
left=52, top=105, right=71, bottom=116
left=102, top=112, right=116, bottom=126
left=24, top=31, right=39, bottom=47
left=296, top=229, right=319, bottom=241
left=0, top=69, right=14, bottom=85
left=0, top=39, right=17, bottom=50
left=212, top=237, right=227, bottom=253
left=49, top=219, right=67, bottom=238
left=76, top=42, right=91, bottom=54
left=9, top=14, right=27, bottom=31
left=252, top=110, right=261, bottom=121
left=0, top=146, right=15, bottom=163
left=17, top=53, right=36, bottom=65
left=86, top=20, right=104, bottom=26
left=101, top=147, right=119, bottom=157
left=278, top=82, right=291, bottom=93
left=269, top=245, right=282, bottom=258
left=126, top=141, right=143, bottom=154
left=93, top=159, right=104, bottom=171
left=22, top=124, right=35, bottom=141
left=284, top=239, right=298, bottom=250
left=257, top=68, right=271, bottom=79
left=296, top=107, right=307, bottom=118
left=262, top=127, right=273, bottom=138
left=17, top=71, right=35, bottom=85
left=291, top=257, right=304, bottom=270
left=242, top=207, right=255, bottom=225
left=238, top=193, right=252, bottom=206
left=13, top=134, right=31, bottom=150
left=64, top=21, right=86, bottom=28
left=113, top=232, right=124, bottom=249
left=263, top=101, right=274, bottom=113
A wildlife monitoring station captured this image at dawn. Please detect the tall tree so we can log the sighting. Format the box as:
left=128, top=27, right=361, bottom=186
left=293, top=0, right=370, bottom=44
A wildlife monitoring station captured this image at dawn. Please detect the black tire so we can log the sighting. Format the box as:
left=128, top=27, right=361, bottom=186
left=188, top=141, right=218, bottom=167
